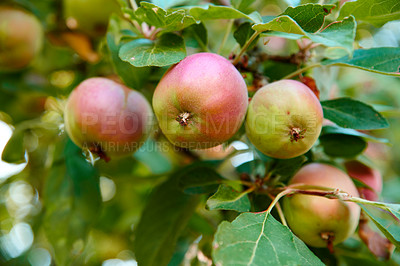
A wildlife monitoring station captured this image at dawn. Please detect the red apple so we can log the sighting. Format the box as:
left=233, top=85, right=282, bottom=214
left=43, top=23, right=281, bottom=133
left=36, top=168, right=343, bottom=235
left=64, top=77, right=153, bottom=158
left=152, top=53, right=248, bottom=149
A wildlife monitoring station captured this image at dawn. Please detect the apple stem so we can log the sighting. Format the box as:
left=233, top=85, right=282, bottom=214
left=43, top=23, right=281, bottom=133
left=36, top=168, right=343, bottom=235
left=176, top=112, right=192, bottom=126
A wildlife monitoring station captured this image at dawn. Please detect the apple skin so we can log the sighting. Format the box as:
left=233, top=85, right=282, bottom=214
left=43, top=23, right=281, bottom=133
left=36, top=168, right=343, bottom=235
left=245, top=80, right=323, bottom=159
left=0, top=6, right=43, bottom=71
left=63, top=0, right=120, bottom=36
left=64, top=77, right=153, bottom=157
left=283, top=163, right=361, bottom=248
left=152, top=53, right=248, bottom=149
left=344, top=160, right=382, bottom=201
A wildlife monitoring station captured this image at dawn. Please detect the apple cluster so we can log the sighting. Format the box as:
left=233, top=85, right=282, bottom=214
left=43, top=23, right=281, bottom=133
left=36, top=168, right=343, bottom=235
left=62, top=53, right=325, bottom=160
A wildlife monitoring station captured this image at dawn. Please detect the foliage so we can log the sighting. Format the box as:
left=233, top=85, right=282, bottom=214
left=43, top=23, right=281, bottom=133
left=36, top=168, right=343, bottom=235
left=0, top=0, right=400, bottom=265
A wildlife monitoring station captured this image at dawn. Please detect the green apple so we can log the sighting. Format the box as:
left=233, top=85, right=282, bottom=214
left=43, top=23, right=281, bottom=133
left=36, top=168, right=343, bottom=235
left=245, top=79, right=323, bottom=159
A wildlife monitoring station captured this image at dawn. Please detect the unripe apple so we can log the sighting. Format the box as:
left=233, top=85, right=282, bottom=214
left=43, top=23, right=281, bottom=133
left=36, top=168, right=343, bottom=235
left=152, top=53, right=248, bottom=149
left=63, top=0, right=120, bottom=37
left=0, top=6, right=43, bottom=71
left=283, top=163, right=360, bottom=248
left=64, top=77, right=153, bottom=158
left=344, top=160, right=382, bottom=201
left=245, top=80, right=323, bottom=159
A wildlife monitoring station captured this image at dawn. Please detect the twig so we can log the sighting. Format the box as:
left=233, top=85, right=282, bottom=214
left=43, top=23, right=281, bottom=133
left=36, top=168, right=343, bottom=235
left=232, top=31, right=261, bottom=65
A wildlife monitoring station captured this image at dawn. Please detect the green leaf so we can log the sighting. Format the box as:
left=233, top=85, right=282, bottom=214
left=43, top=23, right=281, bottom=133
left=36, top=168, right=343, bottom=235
left=213, top=212, right=323, bottom=265
left=179, top=165, right=223, bottom=194
left=322, top=48, right=400, bottom=76
left=151, top=0, right=193, bottom=9
left=281, top=4, right=335, bottom=33
left=355, top=201, right=400, bottom=248
left=189, top=4, right=262, bottom=23
left=253, top=4, right=334, bottom=33
left=135, top=2, right=196, bottom=32
left=43, top=139, right=101, bottom=265
left=183, top=23, right=208, bottom=50
left=134, top=139, right=173, bottom=175
left=320, top=127, right=367, bottom=157
left=321, top=125, right=389, bottom=143
left=339, top=0, right=400, bottom=27
left=268, top=156, right=307, bottom=182
left=252, top=15, right=307, bottom=34
left=1, top=127, right=25, bottom=164
left=119, top=33, right=186, bottom=67
left=107, top=16, right=150, bottom=90
left=321, top=97, right=389, bottom=130
left=134, top=174, right=200, bottom=266
left=207, top=184, right=251, bottom=212
left=308, top=16, right=356, bottom=55
left=260, top=16, right=356, bottom=54
left=234, top=22, right=259, bottom=48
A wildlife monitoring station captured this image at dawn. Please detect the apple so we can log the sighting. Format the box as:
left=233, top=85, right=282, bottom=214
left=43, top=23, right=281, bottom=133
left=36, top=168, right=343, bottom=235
left=283, top=163, right=360, bottom=248
left=64, top=77, right=153, bottom=158
left=245, top=79, right=323, bottom=159
left=152, top=53, right=248, bottom=149
left=0, top=6, right=43, bottom=71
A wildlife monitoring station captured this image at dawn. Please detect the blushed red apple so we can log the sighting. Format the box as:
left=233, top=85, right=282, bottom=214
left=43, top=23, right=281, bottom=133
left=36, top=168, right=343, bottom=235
left=245, top=80, right=323, bottom=159
left=152, top=53, right=248, bottom=149
left=64, top=77, right=153, bottom=158
left=283, top=163, right=360, bottom=248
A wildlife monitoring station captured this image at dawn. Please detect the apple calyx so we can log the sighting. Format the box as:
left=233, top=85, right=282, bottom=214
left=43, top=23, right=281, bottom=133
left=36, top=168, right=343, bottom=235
left=88, top=143, right=110, bottom=162
left=176, top=112, right=192, bottom=127
left=290, top=127, right=306, bottom=142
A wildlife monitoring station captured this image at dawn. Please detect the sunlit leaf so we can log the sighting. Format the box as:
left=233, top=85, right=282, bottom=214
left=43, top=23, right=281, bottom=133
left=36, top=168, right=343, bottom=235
left=119, top=33, right=186, bottom=67
left=339, top=0, right=400, bottom=27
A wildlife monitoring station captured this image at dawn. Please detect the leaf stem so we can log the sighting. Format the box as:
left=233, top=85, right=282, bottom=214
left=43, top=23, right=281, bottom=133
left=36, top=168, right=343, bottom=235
left=264, top=188, right=294, bottom=215
left=267, top=193, right=287, bottom=226
left=232, top=31, right=261, bottom=65
left=218, top=19, right=234, bottom=55
left=281, top=63, right=321, bottom=79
